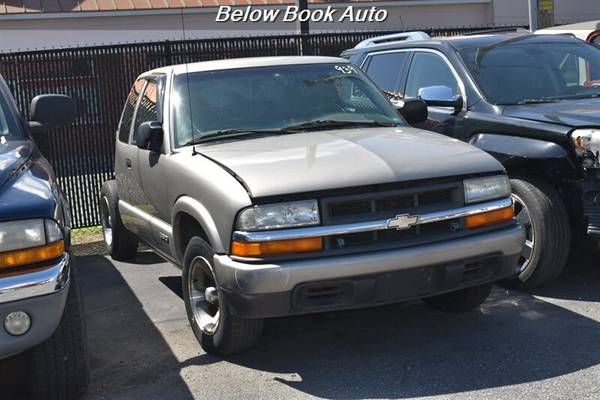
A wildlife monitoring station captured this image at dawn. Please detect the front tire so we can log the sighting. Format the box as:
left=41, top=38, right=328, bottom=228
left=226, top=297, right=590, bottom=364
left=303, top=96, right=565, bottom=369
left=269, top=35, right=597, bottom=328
left=182, top=237, right=263, bottom=355
left=3, top=264, right=91, bottom=400
left=502, top=176, right=571, bottom=289
left=424, top=283, right=492, bottom=313
left=100, top=180, right=138, bottom=261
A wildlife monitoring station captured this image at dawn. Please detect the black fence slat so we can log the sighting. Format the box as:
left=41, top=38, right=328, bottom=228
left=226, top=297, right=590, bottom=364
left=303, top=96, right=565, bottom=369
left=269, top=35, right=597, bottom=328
left=0, top=25, right=524, bottom=228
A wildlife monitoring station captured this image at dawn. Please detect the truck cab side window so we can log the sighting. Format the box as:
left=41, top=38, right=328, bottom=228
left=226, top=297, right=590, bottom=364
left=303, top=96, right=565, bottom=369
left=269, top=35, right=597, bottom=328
left=405, top=52, right=460, bottom=98
left=132, top=80, right=159, bottom=145
left=118, top=79, right=144, bottom=143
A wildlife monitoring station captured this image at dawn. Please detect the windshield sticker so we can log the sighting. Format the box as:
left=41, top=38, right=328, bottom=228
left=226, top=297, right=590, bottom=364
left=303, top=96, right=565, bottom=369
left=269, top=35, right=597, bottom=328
left=335, top=65, right=355, bottom=75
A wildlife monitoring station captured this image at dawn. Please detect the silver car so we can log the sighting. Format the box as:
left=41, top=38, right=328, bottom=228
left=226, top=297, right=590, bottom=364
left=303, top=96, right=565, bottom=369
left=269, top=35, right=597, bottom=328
left=100, top=56, right=525, bottom=355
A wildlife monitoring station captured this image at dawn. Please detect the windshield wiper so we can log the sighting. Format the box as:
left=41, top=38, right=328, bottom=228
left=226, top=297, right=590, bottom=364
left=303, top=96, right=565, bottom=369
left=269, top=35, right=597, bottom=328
left=283, top=120, right=397, bottom=131
left=547, top=93, right=600, bottom=101
left=184, top=120, right=398, bottom=145
left=185, top=128, right=283, bottom=145
left=509, top=98, right=563, bottom=105
left=507, top=93, right=600, bottom=105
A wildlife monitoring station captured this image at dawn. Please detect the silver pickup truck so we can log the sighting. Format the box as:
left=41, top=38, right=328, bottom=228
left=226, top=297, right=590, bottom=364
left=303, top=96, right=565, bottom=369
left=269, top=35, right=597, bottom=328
left=101, top=56, right=525, bottom=355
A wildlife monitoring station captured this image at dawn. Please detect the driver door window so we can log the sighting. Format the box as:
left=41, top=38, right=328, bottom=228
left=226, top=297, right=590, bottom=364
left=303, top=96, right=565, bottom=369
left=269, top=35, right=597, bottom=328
left=132, top=79, right=159, bottom=145
left=404, top=52, right=460, bottom=98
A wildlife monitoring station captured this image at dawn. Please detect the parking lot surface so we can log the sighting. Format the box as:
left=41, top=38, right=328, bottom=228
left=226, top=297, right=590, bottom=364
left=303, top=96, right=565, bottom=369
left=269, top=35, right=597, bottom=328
left=80, top=251, right=600, bottom=400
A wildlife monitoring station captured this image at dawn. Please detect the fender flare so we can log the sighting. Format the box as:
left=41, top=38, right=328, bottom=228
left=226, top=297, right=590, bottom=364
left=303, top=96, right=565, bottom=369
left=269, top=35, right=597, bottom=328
left=172, top=196, right=226, bottom=255
left=469, top=133, right=573, bottom=171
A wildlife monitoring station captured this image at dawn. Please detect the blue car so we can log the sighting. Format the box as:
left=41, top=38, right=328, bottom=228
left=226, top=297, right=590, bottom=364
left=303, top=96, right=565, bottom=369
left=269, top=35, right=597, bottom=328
left=0, top=75, right=88, bottom=399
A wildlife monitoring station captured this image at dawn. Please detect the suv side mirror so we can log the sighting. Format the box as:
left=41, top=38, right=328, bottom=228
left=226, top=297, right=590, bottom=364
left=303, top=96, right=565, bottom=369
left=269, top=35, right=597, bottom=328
left=391, top=98, right=428, bottom=124
left=418, top=85, right=463, bottom=114
left=136, top=121, right=163, bottom=153
left=28, top=94, right=76, bottom=133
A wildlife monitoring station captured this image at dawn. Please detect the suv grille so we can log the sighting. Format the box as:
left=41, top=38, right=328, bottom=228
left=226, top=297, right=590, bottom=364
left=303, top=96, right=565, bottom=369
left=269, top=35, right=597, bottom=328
left=321, top=182, right=465, bottom=251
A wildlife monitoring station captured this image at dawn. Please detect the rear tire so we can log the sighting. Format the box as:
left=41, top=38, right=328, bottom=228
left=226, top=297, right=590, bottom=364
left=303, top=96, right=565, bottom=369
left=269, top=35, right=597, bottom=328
left=26, top=263, right=89, bottom=400
left=100, top=180, right=138, bottom=261
left=501, top=176, right=571, bottom=289
left=424, top=283, right=493, bottom=313
left=182, top=237, right=263, bottom=355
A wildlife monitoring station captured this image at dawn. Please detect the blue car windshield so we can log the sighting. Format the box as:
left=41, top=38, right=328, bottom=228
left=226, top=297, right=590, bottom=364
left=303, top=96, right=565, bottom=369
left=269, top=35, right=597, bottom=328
left=171, top=63, right=404, bottom=147
left=0, top=86, right=21, bottom=141
left=460, top=40, right=600, bottom=105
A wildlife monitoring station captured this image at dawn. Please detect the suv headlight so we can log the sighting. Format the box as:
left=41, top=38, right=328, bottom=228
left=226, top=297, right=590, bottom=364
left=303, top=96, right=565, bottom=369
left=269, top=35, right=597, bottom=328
left=572, top=129, right=600, bottom=167
left=236, top=200, right=320, bottom=231
left=232, top=200, right=323, bottom=257
left=0, top=219, right=65, bottom=271
left=464, top=175, right=511, bottom=204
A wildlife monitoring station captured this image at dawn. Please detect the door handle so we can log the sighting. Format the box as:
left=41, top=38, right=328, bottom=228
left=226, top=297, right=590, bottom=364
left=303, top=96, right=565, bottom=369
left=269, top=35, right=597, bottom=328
left=126, top=158, right=132, bottom=169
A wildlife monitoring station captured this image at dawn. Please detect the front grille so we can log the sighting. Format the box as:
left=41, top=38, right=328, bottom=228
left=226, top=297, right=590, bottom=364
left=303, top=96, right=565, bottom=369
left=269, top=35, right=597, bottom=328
left=321, top=181, right=465, bottom=251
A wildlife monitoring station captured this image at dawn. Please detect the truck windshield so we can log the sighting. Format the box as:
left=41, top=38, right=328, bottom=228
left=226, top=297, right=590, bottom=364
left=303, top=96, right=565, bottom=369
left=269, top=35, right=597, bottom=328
left=172, top=63, right=404, bottom=147
left=460, top=40, right=600, bottom=105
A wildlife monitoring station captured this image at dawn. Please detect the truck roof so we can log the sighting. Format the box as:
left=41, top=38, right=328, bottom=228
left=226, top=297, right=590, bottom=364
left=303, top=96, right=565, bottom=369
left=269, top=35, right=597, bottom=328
left=144, top=56, right=348, bottom=77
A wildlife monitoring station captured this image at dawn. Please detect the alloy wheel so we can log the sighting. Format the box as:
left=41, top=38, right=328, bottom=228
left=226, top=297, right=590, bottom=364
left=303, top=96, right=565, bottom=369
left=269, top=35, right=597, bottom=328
left=512, top=193, right=536, bottom=280
left=100, top=196, right=113, bottom=247
left=187, top=256, right=220, bottom=335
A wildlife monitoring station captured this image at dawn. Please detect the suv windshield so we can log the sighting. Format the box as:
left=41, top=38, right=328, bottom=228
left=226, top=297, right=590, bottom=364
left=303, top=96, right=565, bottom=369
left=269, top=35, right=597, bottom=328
left=172, top=63, right=404, bottom=147
left=460, top=40, right=600, bottom=105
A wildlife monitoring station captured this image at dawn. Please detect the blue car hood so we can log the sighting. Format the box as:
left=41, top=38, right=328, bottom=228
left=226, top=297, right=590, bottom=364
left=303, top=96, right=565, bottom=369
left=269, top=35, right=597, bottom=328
left=0, top=139, right=32, bottom=190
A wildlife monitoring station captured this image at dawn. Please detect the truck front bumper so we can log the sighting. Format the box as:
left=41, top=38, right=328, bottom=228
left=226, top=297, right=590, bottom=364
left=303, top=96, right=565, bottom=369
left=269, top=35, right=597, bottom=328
left=214, top=225, right=525, bottom=319
left=0, top=254, right=70, bottom=360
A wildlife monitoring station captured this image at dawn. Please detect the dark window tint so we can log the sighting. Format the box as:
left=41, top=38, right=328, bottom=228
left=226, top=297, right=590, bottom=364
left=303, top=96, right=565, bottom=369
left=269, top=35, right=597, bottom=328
left=365, top=52, right=408, bottom=93
left=132, top=80, right=159, bottom=144
left=405, top=52, right=459, bottom=98
left=117, top=80, right=144, bottom=143
left=459, top=41, right=600, bottom=105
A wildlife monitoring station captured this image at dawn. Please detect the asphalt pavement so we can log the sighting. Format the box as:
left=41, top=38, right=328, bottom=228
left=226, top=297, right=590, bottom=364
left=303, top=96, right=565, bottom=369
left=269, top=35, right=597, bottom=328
left=79, top=250, right=600, bottom=400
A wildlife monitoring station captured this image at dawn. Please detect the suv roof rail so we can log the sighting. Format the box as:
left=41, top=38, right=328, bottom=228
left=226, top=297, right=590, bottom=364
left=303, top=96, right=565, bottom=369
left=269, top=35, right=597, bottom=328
left=463, top=27, right=529, bottom=36
left=354, top=31, right=431, bottom=48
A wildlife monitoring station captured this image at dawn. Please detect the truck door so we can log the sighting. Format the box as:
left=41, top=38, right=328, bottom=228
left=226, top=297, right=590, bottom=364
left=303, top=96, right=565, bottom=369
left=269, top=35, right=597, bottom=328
left=132, top=76, right=174, bottom=259
left=115, top=79, right=147, bottom=237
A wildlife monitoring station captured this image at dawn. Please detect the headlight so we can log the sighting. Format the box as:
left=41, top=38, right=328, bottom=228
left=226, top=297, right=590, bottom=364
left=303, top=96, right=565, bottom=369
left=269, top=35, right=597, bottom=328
left=572, top=129, right=600, bottom=167
left=464, top=175, right=511, bottom=204
left=0, top=219, right=65, bottom=270
left=236, top=200, right=320, bottom=231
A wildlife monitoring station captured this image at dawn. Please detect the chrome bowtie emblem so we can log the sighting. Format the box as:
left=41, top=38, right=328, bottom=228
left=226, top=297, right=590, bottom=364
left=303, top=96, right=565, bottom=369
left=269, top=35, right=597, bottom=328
left=387, top=214, right=419, bottom=230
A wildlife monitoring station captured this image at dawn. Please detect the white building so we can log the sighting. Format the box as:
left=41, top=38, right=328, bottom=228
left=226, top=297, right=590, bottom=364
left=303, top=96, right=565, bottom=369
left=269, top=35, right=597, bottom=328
left=1, top=0, right=600, bottom=52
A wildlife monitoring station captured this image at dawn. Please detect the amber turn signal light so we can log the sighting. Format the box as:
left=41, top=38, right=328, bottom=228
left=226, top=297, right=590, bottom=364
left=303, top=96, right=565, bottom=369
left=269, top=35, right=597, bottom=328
left=0, top=241, right=65, bottom=270
left=465, top=206, right=514, bottom=229
left=231, top=237, right=323, bottom=257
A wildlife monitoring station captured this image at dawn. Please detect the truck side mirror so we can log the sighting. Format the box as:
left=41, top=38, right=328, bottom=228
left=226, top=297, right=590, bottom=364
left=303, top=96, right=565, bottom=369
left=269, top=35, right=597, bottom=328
left=136, top=121, right=163, bottom=153
left=391, top=98, right=428, bottom=125
left=28, top=94, right=76, bottom=133
left=418, top=85, right=463, bottom=114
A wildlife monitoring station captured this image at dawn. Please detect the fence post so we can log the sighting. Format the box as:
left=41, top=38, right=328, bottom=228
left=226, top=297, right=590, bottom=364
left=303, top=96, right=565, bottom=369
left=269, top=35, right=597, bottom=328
left=164, top=40, right=173, bottom=65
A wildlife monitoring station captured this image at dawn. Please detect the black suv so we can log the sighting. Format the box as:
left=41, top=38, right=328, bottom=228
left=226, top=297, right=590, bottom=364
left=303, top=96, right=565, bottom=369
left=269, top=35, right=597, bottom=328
left=0, top=75, right=88, bottom=399
left=342, top=32, right=600, bottom=288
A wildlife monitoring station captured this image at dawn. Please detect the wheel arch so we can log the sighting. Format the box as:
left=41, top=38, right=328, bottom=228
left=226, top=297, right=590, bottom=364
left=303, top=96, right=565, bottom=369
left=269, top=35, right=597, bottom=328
left=172, top=196, right=226, bottom=262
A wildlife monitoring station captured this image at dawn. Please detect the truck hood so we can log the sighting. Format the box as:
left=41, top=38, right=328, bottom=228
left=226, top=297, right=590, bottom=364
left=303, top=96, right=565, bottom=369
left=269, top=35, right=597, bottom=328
left=503, top=98, right=600, bottom=127
left=198, top=127, right=503, bottom=198
left=0, top=139, right=32, bottom=190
